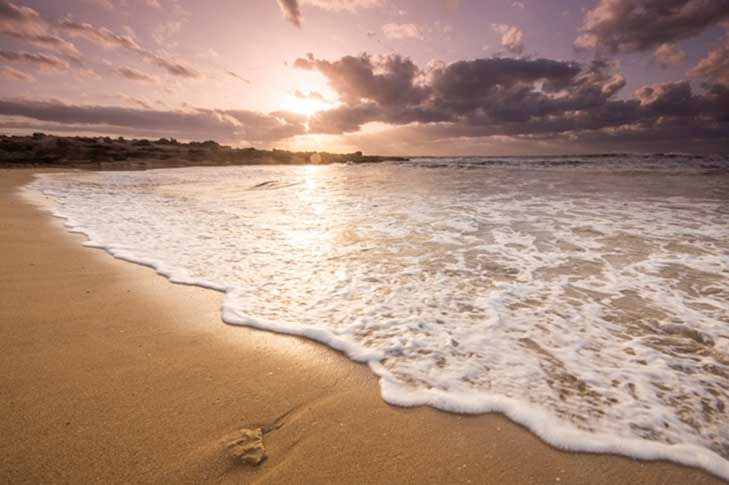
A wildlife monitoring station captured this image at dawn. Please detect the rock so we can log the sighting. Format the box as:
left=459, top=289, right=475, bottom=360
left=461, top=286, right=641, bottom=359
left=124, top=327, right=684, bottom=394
left=229, top=428, right=267, bottom=466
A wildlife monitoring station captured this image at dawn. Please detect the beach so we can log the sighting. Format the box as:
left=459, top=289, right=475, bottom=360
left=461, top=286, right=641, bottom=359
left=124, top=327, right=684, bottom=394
left=0, top=168, right=725, bottom=484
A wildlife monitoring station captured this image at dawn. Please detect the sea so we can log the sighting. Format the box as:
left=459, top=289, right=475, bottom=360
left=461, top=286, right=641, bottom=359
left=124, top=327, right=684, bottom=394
left=27, top=153, right=729, bottom=480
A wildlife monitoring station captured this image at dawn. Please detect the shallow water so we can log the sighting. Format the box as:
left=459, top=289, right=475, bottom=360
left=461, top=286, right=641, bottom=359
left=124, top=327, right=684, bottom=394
left=29, top=155, right=729, bottom=479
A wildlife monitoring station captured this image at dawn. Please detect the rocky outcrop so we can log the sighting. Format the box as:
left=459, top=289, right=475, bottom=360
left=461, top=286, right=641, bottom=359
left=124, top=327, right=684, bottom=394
left=0, top=133, right=409, bottom=169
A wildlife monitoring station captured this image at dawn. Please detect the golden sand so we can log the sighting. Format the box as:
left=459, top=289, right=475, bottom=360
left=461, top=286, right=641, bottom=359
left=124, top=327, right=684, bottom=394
left=0, top=169, right=723, bottom=484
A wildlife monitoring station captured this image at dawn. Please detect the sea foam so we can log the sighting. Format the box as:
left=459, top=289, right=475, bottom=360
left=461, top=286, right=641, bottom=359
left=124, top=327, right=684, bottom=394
left=26, top=156, right=729, bottom=480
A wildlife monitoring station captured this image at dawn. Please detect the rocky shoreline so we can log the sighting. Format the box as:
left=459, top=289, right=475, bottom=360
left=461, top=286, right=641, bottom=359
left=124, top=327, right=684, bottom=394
left=0, top=133, right=408, bottom=170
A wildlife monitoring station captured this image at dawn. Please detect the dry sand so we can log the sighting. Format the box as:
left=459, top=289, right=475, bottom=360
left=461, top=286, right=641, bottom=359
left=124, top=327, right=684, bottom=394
left=0, top=169, right=724, bottom=484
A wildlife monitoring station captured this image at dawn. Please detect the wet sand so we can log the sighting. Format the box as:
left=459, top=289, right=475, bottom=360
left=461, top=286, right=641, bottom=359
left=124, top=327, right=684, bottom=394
left=0, top=169, right=724, bottom=484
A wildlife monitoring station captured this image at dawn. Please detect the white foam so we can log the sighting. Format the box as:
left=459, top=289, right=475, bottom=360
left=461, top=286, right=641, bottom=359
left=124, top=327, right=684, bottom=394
left=23, top=160, right=729, bottom=481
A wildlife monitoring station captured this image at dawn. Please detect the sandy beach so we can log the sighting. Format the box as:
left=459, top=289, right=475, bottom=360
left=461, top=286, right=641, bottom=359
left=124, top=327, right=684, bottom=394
left=0, top=168, right=724, bottom=485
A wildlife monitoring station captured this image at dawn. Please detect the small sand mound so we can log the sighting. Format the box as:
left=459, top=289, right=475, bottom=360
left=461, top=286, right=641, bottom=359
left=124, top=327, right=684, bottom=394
left=229, top=428, right=267, bottom=466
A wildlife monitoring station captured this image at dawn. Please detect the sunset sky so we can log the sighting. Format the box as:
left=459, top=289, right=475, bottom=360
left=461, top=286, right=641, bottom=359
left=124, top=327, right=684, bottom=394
left=0, top=0, right=728, bottom=155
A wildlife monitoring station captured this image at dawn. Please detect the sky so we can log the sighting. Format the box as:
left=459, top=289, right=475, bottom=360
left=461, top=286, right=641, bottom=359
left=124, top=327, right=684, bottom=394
left=0, top=0, right=728, bottom=155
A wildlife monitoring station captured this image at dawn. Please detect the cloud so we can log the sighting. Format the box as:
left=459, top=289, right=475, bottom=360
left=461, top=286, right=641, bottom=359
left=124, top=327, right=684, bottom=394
left=689, top=33, right=729, bottom=87
left=277, top=0, right=302, bottom=27
left=295, top=53, right=587, bottom=132
left=0, top=0, right=44, bottom=36
left=635, top=80, right=698, bottom=116
left=294, top=53, right=428, bottom=107
left=117, top=94, right=154, bottom=109
left=149, top=54, right=198, bottom=78
left=115, top=66, right=157, bottom=83
left=277, top=0, right=382, bottom=26
left=654, top=42, right=687, bottom=67
left=292, top=52, right=729, bottom=149
left=0, top=49, right=69, bottom=70
left=21, top=34, right=81, bottom=62
left=0, top=65, right=34, bottom=81
left=338, top=113, right=729, bottom=155
left=0, top=1, right=81, bottom=62
left=227, top=71, right=252, bottom=84
left=382, top=23, right=423, bottom=40
left=492, top=24, right=524, bottom=54
left=58, top=18, right=141, bottom=50
left=0, top=98, right=307, bottom=144
left=76, top=67, right=101, bottom=80
left=512, top=1, right=525, bottom=9
left=58, top=17, right=200, bottom=78
left=576, top=0, right=729, bottom=54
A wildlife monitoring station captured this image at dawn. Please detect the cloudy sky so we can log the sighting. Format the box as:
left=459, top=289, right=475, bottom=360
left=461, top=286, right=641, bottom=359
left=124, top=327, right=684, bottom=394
left=0, top=0, right=728, bottom=155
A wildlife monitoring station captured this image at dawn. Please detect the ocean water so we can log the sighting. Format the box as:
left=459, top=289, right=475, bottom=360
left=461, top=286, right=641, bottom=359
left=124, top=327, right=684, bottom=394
left=28, top=154, right=729, bottom=479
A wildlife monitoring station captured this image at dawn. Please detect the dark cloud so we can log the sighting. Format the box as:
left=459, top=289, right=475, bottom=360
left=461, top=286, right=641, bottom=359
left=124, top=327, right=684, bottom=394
left=58, top=17, right=200, bottom=78
left=294, top=53, right=428, bottom=107
left=430, top=57, right=582, bottom=102
left=344, top=114, right=729, bottom=156
left=296, top=54, right=586, bottom=132
left=294, top=52, right=729, bottom=148
left=573, top=0, right=729, bottom=108
left=0, top=49, right=69, bottom=70
left=277, top=0, right=302, bottom=27
left=576, top=0, right=729, bottom=54
left=0, top=98, right=306, bottom=144
left=635, top=81, right=696, bottom=115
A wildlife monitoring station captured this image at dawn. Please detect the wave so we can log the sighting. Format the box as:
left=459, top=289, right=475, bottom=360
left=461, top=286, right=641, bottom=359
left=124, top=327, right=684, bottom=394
left=24, top=163, right=729, bottom=481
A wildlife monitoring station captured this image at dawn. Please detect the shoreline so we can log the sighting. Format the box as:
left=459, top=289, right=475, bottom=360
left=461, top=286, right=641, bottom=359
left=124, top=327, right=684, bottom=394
left=0, top=133, right=409, bottom=171
left=1, top=168, right=724, bottom=484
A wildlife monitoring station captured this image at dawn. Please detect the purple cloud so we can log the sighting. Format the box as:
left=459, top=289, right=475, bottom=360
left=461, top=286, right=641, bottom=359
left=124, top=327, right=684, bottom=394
left=58, top=17, right=200, bottom=78
left=115, top=66, right=157, bottom=83
left=0, top=1, right=81, bottom=63
left=576, top=0, right=729, bottom=53
left=294, top=52, right=729, bottom=146
left=0, top=49, right=69, bottom=70
left=0, top=98, right=307, bottom=144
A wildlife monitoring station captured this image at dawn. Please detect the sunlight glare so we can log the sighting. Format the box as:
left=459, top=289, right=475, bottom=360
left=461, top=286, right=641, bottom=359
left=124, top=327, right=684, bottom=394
left=282, top=95, right=333, bottom=117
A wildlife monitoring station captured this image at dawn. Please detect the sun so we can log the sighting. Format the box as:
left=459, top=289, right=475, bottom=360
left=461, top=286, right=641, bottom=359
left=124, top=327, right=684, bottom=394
left=282, top=94, right=333, bottom=117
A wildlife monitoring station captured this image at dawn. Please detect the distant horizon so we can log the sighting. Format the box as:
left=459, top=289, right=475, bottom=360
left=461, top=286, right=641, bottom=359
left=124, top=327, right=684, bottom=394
left=3, top=130, right=728, bottom=159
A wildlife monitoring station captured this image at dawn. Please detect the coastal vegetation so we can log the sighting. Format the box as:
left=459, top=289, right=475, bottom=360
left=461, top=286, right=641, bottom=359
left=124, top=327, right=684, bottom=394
left=0, top=133, right=407, bottom=170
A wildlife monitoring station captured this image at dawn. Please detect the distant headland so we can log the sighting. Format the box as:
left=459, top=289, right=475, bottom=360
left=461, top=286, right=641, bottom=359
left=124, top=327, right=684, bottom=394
left=0, top=133, right=408, bottom=170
